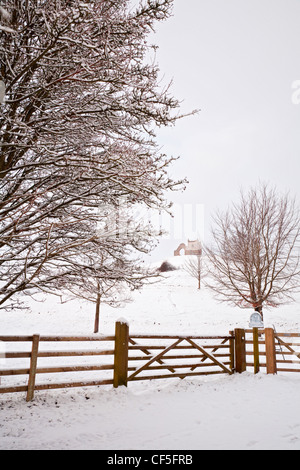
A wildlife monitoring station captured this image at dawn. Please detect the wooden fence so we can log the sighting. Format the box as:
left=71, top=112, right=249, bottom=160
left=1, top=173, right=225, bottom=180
left=234, top=328, right=300, bottom=375
left=0, top=333, right=116, bottom=401
left=0, top=321, right=234, bottom=401
left=1, top=324, right=299, bottom=401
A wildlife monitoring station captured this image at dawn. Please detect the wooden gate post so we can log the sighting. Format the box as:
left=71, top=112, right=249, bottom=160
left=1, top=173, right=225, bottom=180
left=26, top=334, right=40, bottom=402
left=113, top=319, right=129, bottom=388
left=234, top=329, right=246, bottom=373
left=265, top=328, right=277, bottom=374
left=229, top=333, right=235, bottom=372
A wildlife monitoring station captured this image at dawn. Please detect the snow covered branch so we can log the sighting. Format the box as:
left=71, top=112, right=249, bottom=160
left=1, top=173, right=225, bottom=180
left=0, top=0, right=194, bottom=309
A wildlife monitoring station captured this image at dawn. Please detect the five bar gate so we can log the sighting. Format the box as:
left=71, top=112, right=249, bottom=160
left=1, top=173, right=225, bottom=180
left=1, top=323, right=299, bottom=401
left=0, top=321, right=234, bottom=401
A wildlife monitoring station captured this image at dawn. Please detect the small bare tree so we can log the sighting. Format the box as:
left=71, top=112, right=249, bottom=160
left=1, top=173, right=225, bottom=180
left=63, top=274, right=131, bottom=334
left=55, top=232, right=160, bottom=333
left=205, top=184, right=300, bottom=319
left=184, top=253, right=204, bottom=290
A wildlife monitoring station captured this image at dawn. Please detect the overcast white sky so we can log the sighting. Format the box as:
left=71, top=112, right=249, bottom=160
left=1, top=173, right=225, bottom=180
left=139, top=0, right=300, bottom=261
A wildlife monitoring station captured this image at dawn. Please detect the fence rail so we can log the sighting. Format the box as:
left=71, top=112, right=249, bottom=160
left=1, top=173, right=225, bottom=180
left=0, top=334, right=115, bottom=400
left=1, top=324, right=300, bottom=401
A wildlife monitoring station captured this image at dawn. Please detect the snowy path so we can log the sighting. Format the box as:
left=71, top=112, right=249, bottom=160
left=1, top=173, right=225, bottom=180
left=1, top=373, right=300, bottom=450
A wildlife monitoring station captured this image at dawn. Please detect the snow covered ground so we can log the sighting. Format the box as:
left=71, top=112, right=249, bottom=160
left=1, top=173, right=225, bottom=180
left=1, top=256, right=300, bottom=450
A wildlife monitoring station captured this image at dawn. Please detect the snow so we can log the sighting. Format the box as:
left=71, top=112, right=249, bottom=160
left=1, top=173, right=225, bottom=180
left=1, top=256, right=300, bottom=450
left=117, top=317, right=129, bottom=326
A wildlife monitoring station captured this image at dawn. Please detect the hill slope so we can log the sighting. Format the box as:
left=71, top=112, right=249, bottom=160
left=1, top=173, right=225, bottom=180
left=2, top=256, right=300, bottom=336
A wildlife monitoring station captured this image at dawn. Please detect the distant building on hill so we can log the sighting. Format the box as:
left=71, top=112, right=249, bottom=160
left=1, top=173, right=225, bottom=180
left=174, top=239, right=202, bottom=256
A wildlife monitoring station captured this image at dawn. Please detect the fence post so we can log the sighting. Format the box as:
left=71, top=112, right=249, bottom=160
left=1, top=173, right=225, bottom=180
left=26, top=334, right=40, bottom=402
left=113, top=319, right=129, bottom=388
left=234, top=329, right=246, bottom=373
left=229, top=331, right=235, bottom=372
left=253, top=328, right=260, bottom=374
left=265, top=328, right=277, bottom=374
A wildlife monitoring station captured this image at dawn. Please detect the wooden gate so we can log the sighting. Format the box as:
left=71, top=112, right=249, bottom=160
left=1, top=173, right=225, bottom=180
left=238, top=328, right=300, bottom=375
left=273, top=332, right=300, bottom=373
left=0, top=324, right=235, bottom=399
left=126, top=332, right=234, bottom=383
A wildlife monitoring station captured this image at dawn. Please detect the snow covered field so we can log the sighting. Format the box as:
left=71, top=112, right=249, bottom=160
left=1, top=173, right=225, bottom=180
left=1, top=257, right=300, bottom=450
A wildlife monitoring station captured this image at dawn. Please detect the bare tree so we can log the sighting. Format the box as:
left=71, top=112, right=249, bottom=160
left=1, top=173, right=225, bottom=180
left=53, top=224, right=160, bottom=332
left=60, top=260, right=133, bottom=334
left=205, top=184, right=300, bottom=319
left=184, top=252, right=204, bottom=290
left=0, top=0, right=196, bottom=309
left=92, top=280, right=130, bottom=335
